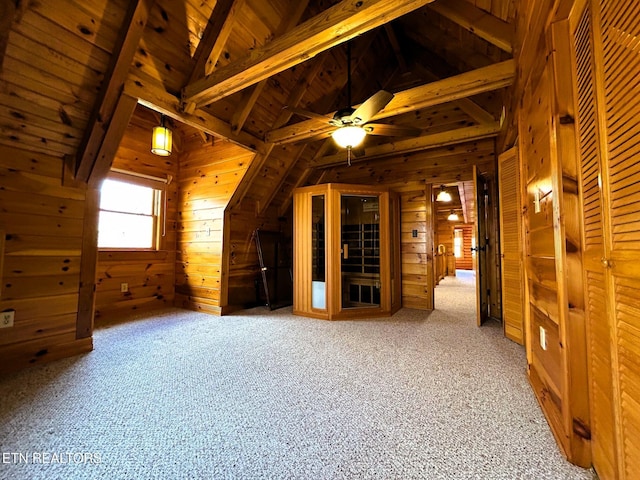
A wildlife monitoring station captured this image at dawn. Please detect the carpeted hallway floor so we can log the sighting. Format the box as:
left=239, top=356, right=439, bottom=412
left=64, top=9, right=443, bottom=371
left=0, top=271, right=596, bottom=479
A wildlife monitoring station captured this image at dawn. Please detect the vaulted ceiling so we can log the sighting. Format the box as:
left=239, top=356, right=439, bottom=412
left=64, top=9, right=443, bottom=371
left=0, top=0, right=515, bottom=217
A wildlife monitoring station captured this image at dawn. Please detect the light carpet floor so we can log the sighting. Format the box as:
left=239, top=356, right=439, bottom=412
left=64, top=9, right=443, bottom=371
left=0, top=271, right=597, bottom=479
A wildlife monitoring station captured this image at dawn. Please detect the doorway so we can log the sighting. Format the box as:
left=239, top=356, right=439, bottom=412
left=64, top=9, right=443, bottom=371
left=432, top=172, right=502, bottom=328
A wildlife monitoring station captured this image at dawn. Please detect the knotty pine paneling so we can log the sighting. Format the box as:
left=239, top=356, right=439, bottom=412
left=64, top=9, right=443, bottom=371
left=225, top=203, right=286, bottom=311
left=0, top=144, right=92, bottom=374
left=94, top=107, right=178, bottom=322
left=514, top=0, right=592, bottom=467
left=0, top=0, right=125, bottom=159
left=176, top=138, right=253, bottom=314
left=400, top=187, right=434, bottom=310
left=454, top=224, right=474, bottom=270
left=435, top=218, right=454, bottom=282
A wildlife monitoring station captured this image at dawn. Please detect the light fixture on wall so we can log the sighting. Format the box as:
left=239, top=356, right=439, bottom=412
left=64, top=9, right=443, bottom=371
left=436, top=185, right=452, bottom=202
left=447, top=210, right=459, bottom=222
left=151, top=115, right=172, bottom=156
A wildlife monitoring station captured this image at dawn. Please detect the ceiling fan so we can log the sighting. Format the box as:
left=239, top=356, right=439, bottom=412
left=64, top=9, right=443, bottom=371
left=287, top=43, right=420, bottom=165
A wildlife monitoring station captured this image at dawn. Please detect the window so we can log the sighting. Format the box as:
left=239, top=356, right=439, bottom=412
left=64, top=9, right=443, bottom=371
left=98, top=173, right=165, bottom=249
left=454, top=228, right=464, bottom=258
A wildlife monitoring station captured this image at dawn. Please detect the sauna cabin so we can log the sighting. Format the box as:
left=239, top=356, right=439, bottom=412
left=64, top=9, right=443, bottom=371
left=0, top=0, right=639, bottom=477
left=293, top=183, right=401, bottom=319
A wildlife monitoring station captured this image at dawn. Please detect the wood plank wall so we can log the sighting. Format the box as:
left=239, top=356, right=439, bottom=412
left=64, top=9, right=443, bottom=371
left=175, top=138, right=253, bottom=315
left=454, top=224, right=474, bottom=270
left=435, top=218, right=454, bottom=282
left=94, top=108, right=178, bottom=322
left=513, top=0, right=590, bottom=467
left=398, top=185, right=434, bottom=310
left=0, top=145, right=93, bottom=373
left=225, top=199, right=289, bottom=312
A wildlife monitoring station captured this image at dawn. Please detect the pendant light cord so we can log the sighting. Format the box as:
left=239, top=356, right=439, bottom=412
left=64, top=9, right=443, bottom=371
left=347, top=42, right=352, bottom=109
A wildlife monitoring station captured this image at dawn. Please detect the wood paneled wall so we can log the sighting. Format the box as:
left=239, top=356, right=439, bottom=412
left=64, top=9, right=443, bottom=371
left=513, top=0, right=590, bottom=468
left=435, top=218, right=454, bottom=282
left=399, top=186, right=434, bottom=310
left=175, top=138, right=253, bottom=314
left=0, top=145, right=92, bottom=373
left=454, top=224, right=474, bottom=270
left=94, top=108, right=178, bottom=322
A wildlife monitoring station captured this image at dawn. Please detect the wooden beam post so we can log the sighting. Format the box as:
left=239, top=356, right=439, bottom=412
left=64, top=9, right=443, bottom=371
left=75, top=0, right=154, bottom=182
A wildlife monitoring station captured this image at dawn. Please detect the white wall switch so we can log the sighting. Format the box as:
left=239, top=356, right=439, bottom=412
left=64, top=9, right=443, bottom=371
left=1, top=310, right=15, bottom=328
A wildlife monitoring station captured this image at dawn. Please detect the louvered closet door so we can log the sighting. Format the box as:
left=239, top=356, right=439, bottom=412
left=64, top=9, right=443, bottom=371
left=574, top=6, right=619, bottom=479
left=498, top=147, right=525, bottom=345
left=599, top=0, right=640, bottom=476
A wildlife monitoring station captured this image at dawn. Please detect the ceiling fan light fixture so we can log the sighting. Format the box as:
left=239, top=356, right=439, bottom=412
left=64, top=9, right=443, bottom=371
left=331, top=125, right=366, bottom=149
left=151, top=115, right=172, bottom=156
left=447, top=211, right=460, bottom=222
left=436, top=186, right=452, bottom=202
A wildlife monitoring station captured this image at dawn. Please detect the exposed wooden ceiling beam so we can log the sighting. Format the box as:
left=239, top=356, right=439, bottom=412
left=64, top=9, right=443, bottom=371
left=267, top=59, right=514, bottom=145
left=75, top=0, right=154, bottom=183
left=257, top=144, right=308, bottom=216
left=230, top=0, right=310, bottom=134
left=412, top=63, right=496, bottom=124
left=313, top=122, right=501, bottom=168
left=124, top=74, right=265, bottom=154
left=227, top=57, right=326, bottom=210
left=384, top=24, right=408, bottom=72
left=182, top=0, right=436, bottom=110
left=187, top=0, right=245, bottom=85
left=277, top=138, right=335, bottom=216
left=87, top=94, right=138, bottom=186
left=427, top=0, right=513, bottom=54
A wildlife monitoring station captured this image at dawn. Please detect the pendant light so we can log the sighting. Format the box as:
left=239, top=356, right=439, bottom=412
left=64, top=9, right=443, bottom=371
left=447, top=210, right=459, bottom=221
left=330, top=42, right=366, bottom=166
left=151, top=115, right=172, bottom=156
left=436, top=185, right=452, bottom=202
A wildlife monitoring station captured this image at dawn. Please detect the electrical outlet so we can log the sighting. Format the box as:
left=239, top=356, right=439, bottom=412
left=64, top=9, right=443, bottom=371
left=539, top=326, right=547, bottom=351
left=120, top=283, right=129, bottom=293
left=1, top=310, right=15, bottom=328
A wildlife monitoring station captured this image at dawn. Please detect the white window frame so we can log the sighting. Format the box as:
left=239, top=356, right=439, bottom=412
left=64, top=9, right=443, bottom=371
left=98, top=171, right=168, bottom=251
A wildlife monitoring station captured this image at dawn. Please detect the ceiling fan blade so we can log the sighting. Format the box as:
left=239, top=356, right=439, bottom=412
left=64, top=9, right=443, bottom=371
left=349, top=90, right=394, bottom=125
left=283, top=105, right=331, bottom=121
left=364, top=123, right=421, bottom=137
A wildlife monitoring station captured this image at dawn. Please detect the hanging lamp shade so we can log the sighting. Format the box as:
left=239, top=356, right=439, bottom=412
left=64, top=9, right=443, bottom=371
left=331, top=125, right=366, bottom=148
left=436, top=185, right=452, bottom=202
left=151, top=115, right=172, bottom=156
left=447, top=211, right=459, bottom=221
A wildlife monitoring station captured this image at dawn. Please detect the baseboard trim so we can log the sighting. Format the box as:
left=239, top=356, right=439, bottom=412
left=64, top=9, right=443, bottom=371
left=0, top=335, right=93, bottom=376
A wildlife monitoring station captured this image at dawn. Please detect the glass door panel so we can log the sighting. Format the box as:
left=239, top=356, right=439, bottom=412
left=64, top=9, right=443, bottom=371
left=340, top=194, right=380, bottom=309
left=311, top=195, right=326, bottom=309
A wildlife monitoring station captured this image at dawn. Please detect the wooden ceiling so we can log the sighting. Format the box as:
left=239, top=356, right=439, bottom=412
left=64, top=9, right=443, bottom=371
left=0, top=0, right=515, bottom=215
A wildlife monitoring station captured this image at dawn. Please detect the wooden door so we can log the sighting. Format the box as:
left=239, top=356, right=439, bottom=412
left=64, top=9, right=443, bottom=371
left=473, top=165, right=489, bottom=326
left=498, top=147, right=525, bottom=344
left=594, top=1, right=640, bottom=476
left=573, top=5, right=619, bottom=479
